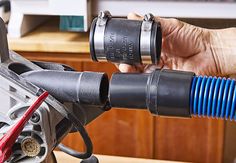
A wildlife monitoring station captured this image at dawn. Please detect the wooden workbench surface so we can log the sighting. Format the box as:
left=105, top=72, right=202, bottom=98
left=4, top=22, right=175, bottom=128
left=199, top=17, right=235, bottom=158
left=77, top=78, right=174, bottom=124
left=8, top=19, right=90, bottom=54
left=54, top=151, right=187, bottom=163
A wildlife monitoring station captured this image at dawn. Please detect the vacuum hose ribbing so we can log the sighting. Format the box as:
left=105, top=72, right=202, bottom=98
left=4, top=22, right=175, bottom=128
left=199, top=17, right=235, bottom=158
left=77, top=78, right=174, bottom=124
left=190, top=76, right=236, bottom=120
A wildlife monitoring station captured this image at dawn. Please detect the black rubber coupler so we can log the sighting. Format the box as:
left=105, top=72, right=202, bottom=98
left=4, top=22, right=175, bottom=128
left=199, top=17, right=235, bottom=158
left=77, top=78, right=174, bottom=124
left=147, top=69, right=194, bottom=117
left=21, top=70, right=109, bottom=105
left=109, top=69, right=194, bottom=117
left=109, top=73, right=150, bottom=109
left=90, top=17, right=162, bottom=65
left=104, top=18, right=142, bottom=64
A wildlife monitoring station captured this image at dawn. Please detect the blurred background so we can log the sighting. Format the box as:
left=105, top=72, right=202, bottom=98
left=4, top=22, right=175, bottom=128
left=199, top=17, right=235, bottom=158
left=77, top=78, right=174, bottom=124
left=2, top=0, right=236, bottom=162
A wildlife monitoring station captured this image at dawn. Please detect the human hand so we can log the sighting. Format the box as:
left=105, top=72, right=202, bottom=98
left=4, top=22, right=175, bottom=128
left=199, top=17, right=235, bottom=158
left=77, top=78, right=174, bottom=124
left=117, top=13, right=236, bottom=76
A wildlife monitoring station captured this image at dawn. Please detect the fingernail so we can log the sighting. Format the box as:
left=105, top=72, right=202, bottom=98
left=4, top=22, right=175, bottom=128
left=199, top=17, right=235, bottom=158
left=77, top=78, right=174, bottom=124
left=128, top=12, right=142, bottom=19
left=133, top=13, right=142, bottom=17
left=119, top=64, right=137, bottom=72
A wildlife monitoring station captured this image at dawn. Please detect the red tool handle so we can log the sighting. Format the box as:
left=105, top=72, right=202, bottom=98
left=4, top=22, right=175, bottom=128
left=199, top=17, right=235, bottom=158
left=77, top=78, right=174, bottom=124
left=0, top=91, right=49, bottom=163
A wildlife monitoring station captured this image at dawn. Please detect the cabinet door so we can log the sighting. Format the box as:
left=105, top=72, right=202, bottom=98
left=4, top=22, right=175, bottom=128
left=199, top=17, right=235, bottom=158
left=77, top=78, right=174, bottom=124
left=154, top=117, right=224, bottom=163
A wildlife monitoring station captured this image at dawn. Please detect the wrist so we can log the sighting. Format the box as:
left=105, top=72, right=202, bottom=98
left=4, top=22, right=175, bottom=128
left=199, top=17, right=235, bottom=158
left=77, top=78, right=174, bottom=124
left=209, top=28, right=236, bottom=76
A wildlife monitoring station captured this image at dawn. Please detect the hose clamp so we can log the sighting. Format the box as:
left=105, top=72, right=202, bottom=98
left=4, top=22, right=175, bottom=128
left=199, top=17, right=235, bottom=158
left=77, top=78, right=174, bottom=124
left=94, top=11, right=111, bottom=62
left=140, top=13, right=154, bottom=63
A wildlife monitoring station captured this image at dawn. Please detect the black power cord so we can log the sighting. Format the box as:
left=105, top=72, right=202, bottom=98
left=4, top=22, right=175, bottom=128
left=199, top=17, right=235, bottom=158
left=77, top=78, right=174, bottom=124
left=57, top=102, right=111, bottom=160
left=40, top=92, right=93, bottom=159
left=55, top=107, right=93, bottom=159
left=58, top=144, right=97, bottom=161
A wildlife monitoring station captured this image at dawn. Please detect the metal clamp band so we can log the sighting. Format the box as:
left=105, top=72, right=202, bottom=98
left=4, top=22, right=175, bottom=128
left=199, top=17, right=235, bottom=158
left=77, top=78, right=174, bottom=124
left=140, top=13, right=154, bottom=63
left=94, top=11, right=111, bottom=62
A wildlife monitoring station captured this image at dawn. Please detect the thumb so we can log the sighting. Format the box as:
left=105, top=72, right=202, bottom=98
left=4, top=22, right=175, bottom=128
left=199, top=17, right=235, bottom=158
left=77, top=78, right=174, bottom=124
left=155, top=17, right=184, bottom=37
left=127, top=12, right=143, bottom=20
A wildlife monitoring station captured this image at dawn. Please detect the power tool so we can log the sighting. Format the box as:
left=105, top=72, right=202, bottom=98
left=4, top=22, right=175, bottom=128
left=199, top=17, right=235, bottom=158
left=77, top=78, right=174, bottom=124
left=0, top=11, right=235, bottom=163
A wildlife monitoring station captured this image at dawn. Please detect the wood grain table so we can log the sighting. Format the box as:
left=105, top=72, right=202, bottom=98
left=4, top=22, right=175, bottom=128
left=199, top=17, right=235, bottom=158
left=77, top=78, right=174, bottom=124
left=55, top=151, right=188, bottom=163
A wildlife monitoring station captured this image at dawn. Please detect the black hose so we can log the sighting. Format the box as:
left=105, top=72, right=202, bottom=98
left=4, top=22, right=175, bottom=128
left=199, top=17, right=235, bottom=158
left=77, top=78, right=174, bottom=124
left=55, top=106, right=93, bottom=159
left=58, top=143, right=92, bottom=159
left=57, top=102, right=111, bottom=159
left=38, top=90, right=93, bottom=159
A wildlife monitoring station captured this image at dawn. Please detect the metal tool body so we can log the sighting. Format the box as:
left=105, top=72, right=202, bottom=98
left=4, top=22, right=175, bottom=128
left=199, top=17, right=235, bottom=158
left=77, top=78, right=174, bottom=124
left=0, top=92, right=48, bottom=162
left=0, top=18, right=106, bottom=162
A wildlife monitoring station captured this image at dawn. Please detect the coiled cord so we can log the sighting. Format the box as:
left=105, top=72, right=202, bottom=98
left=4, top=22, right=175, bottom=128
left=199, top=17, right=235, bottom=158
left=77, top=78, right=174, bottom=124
left=190, top=76, right=236, bottom=120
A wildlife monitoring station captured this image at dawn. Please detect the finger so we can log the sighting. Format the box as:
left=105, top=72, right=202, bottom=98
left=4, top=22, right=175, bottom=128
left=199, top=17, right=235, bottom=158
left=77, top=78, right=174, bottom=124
left=114, top=63, right=120, bottom=70
left=134, top=64, right=146, bottom=72
left=127, top=12, right=143, bottom=20
left=144, top=64, right=158, bottom=73
left=127, top=12, right=177, bottom=37
left=154, top=17, right=183, bottom=37
left=128, top=12, right=183, bottom=37
left=143, top=58, right=164, bottom=73
left=119, top=64, right=137, bottom=73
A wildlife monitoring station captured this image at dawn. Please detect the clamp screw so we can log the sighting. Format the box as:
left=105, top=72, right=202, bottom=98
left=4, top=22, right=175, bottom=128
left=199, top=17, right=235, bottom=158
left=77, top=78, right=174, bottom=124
left=10, top=113, right=17, bottom=120
left=99, top=11, right=111, bottom=19
left=144, top=13, right=154, bottom=21
left=30, top=112, right=40, bottom=123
